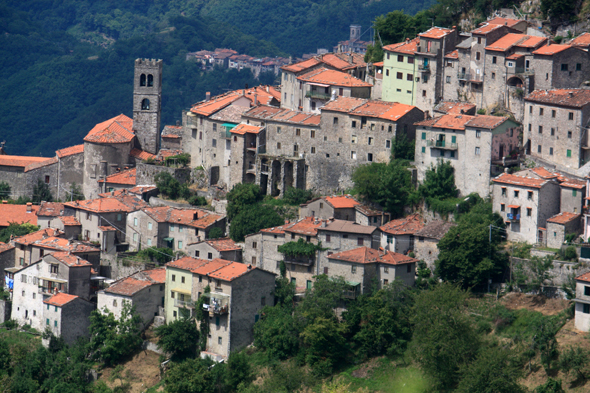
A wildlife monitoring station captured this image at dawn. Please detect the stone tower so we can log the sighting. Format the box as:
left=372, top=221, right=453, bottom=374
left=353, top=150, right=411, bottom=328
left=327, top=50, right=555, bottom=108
left=133, top=58, right=163, bottom=155
left=350, top=25, right=361, bottom=41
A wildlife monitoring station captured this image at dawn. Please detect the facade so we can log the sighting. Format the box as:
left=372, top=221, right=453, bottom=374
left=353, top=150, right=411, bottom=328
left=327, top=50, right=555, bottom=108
left=491, top=172, right=561, bottom=244
left=43, top=293, right=95, bottom=345
left=546, top=212, right=581, bottom=249
left=532, top=45, right=590, bottom=91
left=382, top=38, right=419, bottom=105
left=133, top=58, right=163, bottom=155
left=187, top=238, right=242, bottom=262
left=574, top=271, right=590, bottom=331
left=164, top=257, right=275, bottom=360
left=414, top=114, right=521, bottom=196
left=97, top=267, right=166, bottom=329
left=413, top=220, right=456, bottom=270
left=379, top=213, right=425, bottom=254
left=98, top=168, right=137, bottom=194
left=523, top=89, right=590, bottom=170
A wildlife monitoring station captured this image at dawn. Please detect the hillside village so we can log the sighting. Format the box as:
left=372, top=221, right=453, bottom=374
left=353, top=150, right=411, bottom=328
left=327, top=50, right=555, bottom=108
left=5, top=9, right=590, bottom=369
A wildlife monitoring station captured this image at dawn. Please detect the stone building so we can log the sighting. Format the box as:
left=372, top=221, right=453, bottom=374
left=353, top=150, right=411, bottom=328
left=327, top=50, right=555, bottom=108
left=125, top=206, right=225, bottom=253
left=523, top=89, right=590, bottom=170
left=243, top=224, right=289, bottom=275
left=133, top=58, right=163, bottom=155
left=546, top=212, right=581, bottom=249
left=433, top=101, right=477, bottom=116
left=42, top=292, right=95, bottom=345
left=11, top=228, right=64, bottom=267
left=98, top=168, right=137, bottom=194
left=36, top=202, right=65, bottom=229
left=491, top=172, right=561, bottom=244
left=187, top=238, right=242, bottom=262
left=161, top=125, right=183, bottom=150
left=299, top=195, right=390, bottom=226
left=326, top=247, right=417, bottom=295
left=378, top=213, right=424, bottom=254
left=532, top=45, right=590, bottom=91
left=164, top=257, right=275, bottom=360
left=0, top=243, right=15, bottom=282
left=573, top=271, right=590, bottom=331
left=97, top=267, right=166, bottom=329
left=382, top=38, right=419, bottom=106
left=414, top=114, right=521, bottom=196
left=413, top=220, right=456, bottom=270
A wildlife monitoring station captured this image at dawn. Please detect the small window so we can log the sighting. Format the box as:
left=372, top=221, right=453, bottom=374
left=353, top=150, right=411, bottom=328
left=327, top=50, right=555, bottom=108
left=530, top=106, right=533, bottom=113
left=397, top=55, right=404, bottom=62
left=351, top=265, right=357, bottom=274
left=351, top=151, right=357, bottom=160
left=172, top=274, right=176, bottom=282
left=561, top=63, right=568, bottom=71
left=550, top=147, right=554, bottom=155
left=295, top=129, right=301, bottom=136
left=492, top=56, right=497, bottom=64
left=277, top=142, right=281, bottom=149
left=367, top=153, right=373, bottom=162
left=181, top=276, right=185, bottom=284
left=407, top=73, right=413, bottom=81
left=421, top=146, right=426, bottom=153
left=538, top=126, right=543, bottom=134
left=384, top=266, right=389, bottom=273
left=261, top=296, right=266, bottom=306
left=475, top=147, right=480, bottom=155
left=538, top=145, right=542, bottom=153
left=46, top=319, right=49, bottom=326
left=195, top=250, right=200, bottom=257
left=476, top=130, right=481, bottom=138
left=569, top=112, right=574, bottom=120
left=385, top=69, right=389, bottom=76
left=277, top=126, right=281, bottom=134
left=218, top=337, right=222, bottom=344
left=551, top=128, right=555, bottom=136
left=552, top=110, right=556, bottom=118
left=326, top=234, right=331, bottom=243
left=577, top=63, right=582, bottom=71
left=352, top=120, right=356, bottom=128
left=134, top=217, right=138, bottom=226
left=528, top=124, right=532, bottom=131
left=396, top=72, right=403, bottom=80
left=141, top=99, right=150, bottom=110
left=407, top=264, right=412, bottom=273
left=514, top=190, right=519, bottom=198
left=311, top=147, right=316, bottom=154
left=539, top=108, right=544, bottom=115
left=527, top=191, right=533, bottom=200
left=476, top=52, right=481, bottom=60
left=500, top=204, right=505, bottom=212
left=408, top=57, right=414, bottom=64
left=357, top=237, right=364, bottom=246
left=585, top=286, right=590, bottom=296
left=386, top=140, right=391, bottom=148
left=527, top=208, right=532, bottom=217
left=584, top=304, right=590, bottom=314
left=573, top=189, right=578, bottom=197
left=252, top=256, right=256, bottom=264
left=208, top=252, right=213, bottom=260
left=491, top=72, right=495, bottom=79
left=113, top=300, right=117, bottom=307
left=568, top=131, right=572, bottom=139
left=333, top=117, right=338, bottom=125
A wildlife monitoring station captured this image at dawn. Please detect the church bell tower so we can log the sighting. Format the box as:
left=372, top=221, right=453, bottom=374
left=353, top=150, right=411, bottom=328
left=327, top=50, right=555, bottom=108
left=133, top=58, right=162, bottom=155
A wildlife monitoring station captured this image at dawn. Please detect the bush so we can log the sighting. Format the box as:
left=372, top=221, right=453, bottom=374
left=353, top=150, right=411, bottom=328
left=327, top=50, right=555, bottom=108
left=283, top=187, right=313, bottom=205
left=208, top=227, right=224, bottom=239
left=188, top=195, right=207, bottom=206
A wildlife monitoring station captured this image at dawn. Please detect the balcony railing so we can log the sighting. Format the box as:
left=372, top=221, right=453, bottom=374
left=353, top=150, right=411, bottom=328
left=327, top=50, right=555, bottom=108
left=507, top=213, right=520, bottom=221
left=246, top=163, right=256, bottom=174
left=457, top=73, right=483, bottom=82
left=418, top=64, right=430, bottom=72
left=220, top=130, right=232, bottom=139
left=427, top=140, right=458, bottom=150
left=175, top=299, right=194, bottom=308
left=305, top=91, right=331, bottom=100
left=203, top=293, right=229, bottom=315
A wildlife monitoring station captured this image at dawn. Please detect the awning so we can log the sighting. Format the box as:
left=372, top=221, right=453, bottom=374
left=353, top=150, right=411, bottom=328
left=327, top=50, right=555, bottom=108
left=222, top=123, right=237, bottom=129
left=345, top=281, right=361, bottom=287
left=507, top=205, right=520, bottom=209
left=172, top=288, right=192, bottom=295
left=163, top=237, right=174, bottom=242
left=308, top=82, right=330, bottom=87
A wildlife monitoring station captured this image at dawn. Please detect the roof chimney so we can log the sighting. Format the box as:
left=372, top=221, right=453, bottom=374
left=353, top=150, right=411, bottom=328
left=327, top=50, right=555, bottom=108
left=424, top=110, right=430, bottom=120
left=266, top=86, right=269, bottom=93
left=569, top=91, right=574, bottom=97
left=205, top=92, right=211, bottom=101
left=254, top=94, right=258, bottom=106
left=2, top=201, right=6, bottom=204
left=26, top=202, right=32, bottom=213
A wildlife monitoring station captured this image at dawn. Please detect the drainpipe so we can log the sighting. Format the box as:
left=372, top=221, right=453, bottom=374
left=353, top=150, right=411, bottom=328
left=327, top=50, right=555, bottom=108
left=56, top=156, right=61, bottom=201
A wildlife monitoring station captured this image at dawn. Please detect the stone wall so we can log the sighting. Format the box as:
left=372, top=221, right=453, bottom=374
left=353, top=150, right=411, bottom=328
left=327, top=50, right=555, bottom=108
left=0, top=300, right=12, bottom=324
left=510, top=256, right=586, bottom=287
left=83, top=141, right=133, bottom=200
left=136, top=163, right=191, bottom=186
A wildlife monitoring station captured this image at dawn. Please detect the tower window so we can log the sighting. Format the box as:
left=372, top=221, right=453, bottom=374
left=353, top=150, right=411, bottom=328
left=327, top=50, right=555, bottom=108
left=141, top=99, right=150, bottom=110
left=140, top=74, right=146, bottom=86
left=147, top=74, right=154, bottom=87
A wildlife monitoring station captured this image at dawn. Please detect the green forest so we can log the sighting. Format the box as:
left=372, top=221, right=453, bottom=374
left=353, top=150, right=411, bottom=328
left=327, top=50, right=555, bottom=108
left=0, top=0, right=433, bottom=157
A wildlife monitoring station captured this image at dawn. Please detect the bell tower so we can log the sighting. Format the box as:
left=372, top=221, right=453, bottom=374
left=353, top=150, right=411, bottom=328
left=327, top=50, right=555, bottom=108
left=133, top=58, right=162, bottom=154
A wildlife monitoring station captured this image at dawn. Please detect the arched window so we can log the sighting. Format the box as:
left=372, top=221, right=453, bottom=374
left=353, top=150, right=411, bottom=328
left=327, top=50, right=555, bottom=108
left=141, top=99, right=150, bottom=110
left=140, top=74, right=146, bottom=86
left=147, top=74, right=154, bottom=87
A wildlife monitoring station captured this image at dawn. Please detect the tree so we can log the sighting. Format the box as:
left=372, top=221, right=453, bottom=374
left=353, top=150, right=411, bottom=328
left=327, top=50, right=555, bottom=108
left=532, top=316, right=560, bottom=373
left=512, top=255, right=554, bottom=294
left=155, top=316, right=199, bottom=361
left=165, top=358, right=218, bottom=393
left=418, top=159, right=458, bottom=201
left=436, top=201, right=508, bottom=288
left=65, top=182, right=84, bottom=201
left=208, top=227, right=224, bottom=239
left=283, top=187, right=313, bottom=205
left=155, top=172, right=180, bottom=199
left=415, top=260, right=437, bottom=290
left=226, top=351, right=254, bottom=391
left=32, top=178, right=53, bottom=203
left=0, top=182, right=11, bottom=199
left=391, top=133, right=415, bottom=161
left=411, top=284, right=480, bottom=390
left=300, top=316, right=348, bottom=376
left=559, top=346, right=590, bottom=382
left=253, top=305, right=300, bottom=361
left=229, top=203, right=283, bottom=242
left=456, top=346, right=525, bottom=393
left=0, top=222, right=39, bottom=243
left=534, top=378, right=566, bottom=393
left=226, top=183, right=263, bottom=222
left=352, top=160, right=418, bottom=218
left=541, top=0, right=574, bottom=22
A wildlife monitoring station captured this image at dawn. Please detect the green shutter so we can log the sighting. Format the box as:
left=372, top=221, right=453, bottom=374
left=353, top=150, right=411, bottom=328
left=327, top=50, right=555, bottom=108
left=451, top=136, right=456, bottom=143
left=422, top=146, right=426, bottom=153
left=567, top=149, right=572, bottom=157
left=421, top=132, right=426, bottom=140
left=573, top=189, right=577, bottom=197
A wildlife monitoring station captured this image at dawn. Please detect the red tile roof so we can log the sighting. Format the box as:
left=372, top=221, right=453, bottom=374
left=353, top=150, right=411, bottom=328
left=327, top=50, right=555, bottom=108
left=506, top=53, right=524, bottom=60
left=321, top=97, right=417, bottom=121
left=0, top=242, right=14, bottom=254
left=533, top=44, right=574, bottom=56
left=383, top=38, right=419, bottom=55
left=0, top=204, right=39, bottom=227
left=105, top=267, right=165, bottom=296
left=49, top=251, right=92, bottom=267
left=98, top=168, right=136, bottom=186
left=484, top=17, right=523, bottom=28
left=577, top=271, right=590, bottom=282
left=44, top=292, right=78, bottom=307
left=0, top=155, right=50, bottom=169
left=13, top=228, right=62, bottom=245
left=524, top=89, right=590, bottom=108
left=205, top=238, right=241, bottom=252
left=320, top=53, right=366, bottom=71
left=284, top=216, right=324, bottom=236
left=65, top=195, right=148, bottom=213
left=208, top=262, right=255, bottom=281
left=485, top=34, right=546, bottom=52
left=472, top=23, right=505, bottom=35
left=465, top=115, right=511, bottom=129
left=380, top=213, right=424, bottom=235
left=445, top=50, right=459, bottom=59
left=37, top=202, right=65, bottom=217
left=142, top=207, right=223, bottom=229
left=58, top=216, right=80, bottom=226
left=415, top=114, right=509, bottom=130
left=328, top=247, right=418, bottom=265
left=281, top=57, right=322, bottom=73
left=419, top=27, right=455, bottom=39
left=167, top=256, right=231, bottom=275
left=493, top=173, right=549, bottom=188
left=373, top=61, right=384, bottom=67
left=570, top=32, right=590, bottom=47
left=320, top=219, right=377, bottom=235
left=161, top=125, right=183, bottom=139
left=98, top=226, right=117, bottom=231
left=36, top=238, right=99, bottom=253
left=56, top=144, right=84, bottom=158
left=260, top=224, right=287, bottom=234
left=326, top=195, right=360, bottom=209
left=190, top=86, right=279, bottom=118
left=547, top=212, right=580, bottom=225
left=243, top=106, right=321, bottom=126
left=297, top=67, right=372, bottom=87
left=530, top=167, right=558, bottom=179
left=84, top=114, right=135, bottom=144
left=130, top=148, right=156, bottom=161
left=24, top=157, right=58, bottom=172
left=434, top=101, right=476, bottom=115
left=230, top=124, right=263, bottom=135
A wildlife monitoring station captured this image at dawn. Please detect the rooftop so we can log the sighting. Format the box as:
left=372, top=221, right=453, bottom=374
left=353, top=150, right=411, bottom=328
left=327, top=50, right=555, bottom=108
left=142, top=206, right=223, bottom=229
left=547, top=212, right=580, bottom=225
left=418, top=27, right=455, bottom=39
left=98, top=168, right=137, bottom=186
left=433, top=101, right=476, bottom=115
left=569, top=32, right=590, bottom=47
left=319, top=219, right=377, bottom=235
left=415, top=114, right=509, bottom=130
left=13, top=228, right=62, bottom=245
left=105, top=267, right=165, bottom=296
left=203, top=238, right=241, bottom=252
left=284, top=216, right=324, bottom=236
left=44, top=292, right=78, bottom=307
left=484, top=17, right=524, bottom=28
left=380, top=213, right=424, bottom=235
left=472, top=23, right=507, bottom=35
left=383, top=38, right=419, bottom=55
left=493, top=172, right=550, bottom=188
left=0, top=204, right=39, bottom=227
left=485, top=34, right=546, bottom=52
left=161, top=125, right=183, bottom=139
left=37, top=238, right=99, bottom=253
left=189, top=86, right=279, bottom=117
left=524, top=89, right=590, bottom=108
left=167, top=256, right=231, bottom=275
left=49, top=251, right=92, bottom=267
left=37, top=202, right=65, bottom=217
left=533, top=44, right=574, bottom=56
left=208, top=262, right=255, bottom=281
left=230, top=124, right=263, bottom=135
left=0, top=242, right=14, bottom=254
left=281, top=57, right=322, bottom=73
left=0, top=155, right=50, bottom=169
left=243, top=105, right=320, bottom=126
left=83, top=114, right=135, bottom=144
left=328, top=246, right=418, bottom=265
left=65, top=194, right=148, bottom=213
left=297, top=67, right=372, bottom=87
left=130, top=148, right=156, bottom=161
left=325, top=195, right=360, bottom=209
left=55, top=144, right=84, bottom=158
left=414, top=220, right=456, bottom=240
left=321, top=97, right=416, bottom=121
left=577, top=271, right=590, bottom=282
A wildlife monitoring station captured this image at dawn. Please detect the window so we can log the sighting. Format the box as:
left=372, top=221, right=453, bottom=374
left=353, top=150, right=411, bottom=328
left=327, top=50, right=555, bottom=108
left=492, top=56, right=497, bottom=64
left=584, top=304, right=590, bottom=314
left=500, top=204, right=505, bottom=212
left=134, top=217, right=138, bottom=226
left=514, top=190, right=519, bottom=198
left=172, top=274, right=176, bottom=282
left=351, top=265, right=357, bottom=274
left=396, top=72, right=403, bottom=80
left=476, top=130, right=481, bottom=138
left=140, top=74, right=146, bottom=86
left=502, top=187, right=507, bottom=197
left=397, top=55, right=404, bottom=62
left=527, top=208, right=532, bottom=217
left=539, top=108, right=544, bottom=115
left=422, top=90, right=426, bottom=97
left=208, top=252, right=213, bottom=259
left=295, top=129, right=301, bottom=136
left=539, top=126, right=543, bottom=134
left=218, top=337, right=223, bottom=345
left=476, top=52, right=481, bottom=60
left=351, top=151, right=357, bottom=159
left=326, top=234, right=331, bottom=243
left=277, top=126, right=281, bottom=134
left=386, top=140, right=391, bottom=148
left=173, top=311, right=177, bottom=318
left=568, top=131, right=572, bottom=138
left=573, top=189, right=578, bottom=197
left=311, top=147, right=316, bottom=154
left=147, top=74, right=153, bottom=87
left=357, top=237, right=364, bottom=246
left=538, top=145, right=542, bottom=153
left=147, top=239, right=152, bottom=247
left=133, top=233, right=137, bottom=243
left=324, top=267, right=329, bottom=274
left=569, top=112, right=574, bottom=120
left=333, top=117, right=338, bottom=125
left=407, top=264, right=412, bottom=273
left=507, top=61, right=514, bottom=67
left=113, top=300, right=118, bottom=307
left=421, top=146, right=426, bottom=153
left=477, top=37, right=482, bottom=44
left=352, top=120, right=356, bottom=128
left=475, top=147, right=480, bottom=155
left=577, top=63, right=582, bottom=71
left=561, top=63, right=568, bottom=71
left=368, top=137, right=374, bottom=146
left=585, top=286, right=590, bottom=296
left=567, top=149, right=572, bottom=157
left=46, top=319, right=50, bottom=326
left=408, top=57, right=414, bottom=64
left=195, top=251, right=200, bottom=257
left=181, top=276, right=185, bottom=284
left=446, top=76, right=451, bottom=83
left=384, top=266, right=389, bottom=274
left=528, top=191, right=533, bottom=200
left=407, top=73, right=413, bottom=81
left=277, top=142, right=281, bottom=149
left=491, top=72, right=495, bottom=79
left=141, top=99, right=150, bottom=110
left=385, top=69, right=389, bottom=76
left=148, top=222, right=152, bottom=230
left=252, top=241, right=257, bottom=249
left=551, top=128, right=555, bottom=136
left=251, top=256, right=256, bottom=264
left=367, top=153, right=373, bottom=162
left=550, top=147, right=553, bottom=155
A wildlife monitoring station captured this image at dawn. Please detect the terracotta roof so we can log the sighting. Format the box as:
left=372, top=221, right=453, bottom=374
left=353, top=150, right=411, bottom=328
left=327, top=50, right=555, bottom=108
left=190, top=86, right=279, bottom=118
left=58, top=216, right=80, bottom=226
left=208, top=262, right=258, bottom=281
left=383, top=38, right=419, bottom=55
left=328, top=247, right=418, bottom=265
left=465, top=115, right=510, bottom=129
left=373, top=61, right=384, bottom=67
left=230, top=124, right=263, bottom=135
left=0, top=204, right=39, bottom=227
left=0, top=242, right=14, bottom=254
left=83, top=114, right=134, bottom=144
left=319, top=53, right=366, bottom=71
left=243, top=106, right=321, bottom=126
left=37, top=202, right=65, bottom=217
left=44, top=293, right=78, bottom=307
left=98, top=168, right=136, bottom=185
left=321, top=97, right=417, bottom=121
left=547, top=212, right=580, bottom=225
left=325, top=195, right=360, bottom=209
left=533, top=44, right=573, bottom=56
left=524, top=89, right=590, bottom=108
left=506, top=53, right=524, bottom=60
left=570, top=32, right=590, bottom=47
left=419, top=27, right=455, bottom=39
left=128, top=185, right=157, bottom=194
left=319, top=219, right=377, bottom=234
left=414, top=220, right=456, bottom=240
left=105, top=267, right=165, bottom=296
left=530, top=167, right=558, bottom=179
left=130, top=148, right=156, bottom=161
left=355, top=204, right=383, bottom=217
left=56, top=144, right=84, bottom=158
left=380, top=213, right=424, bottom=235
left=0, top=155, right=50, bottom=169
left=415, top=114, right=509, bottom=130
left=493, top=173, right=549, bottom=188
left=445, top=50, right=459, bottom=59
left=281, top=57, right=322, bottom=73
left=434, top=101, right=476, bottom=115
left=472, top=23, right=506, bottom=35
left=485, top=34, right=546, bottom=52
left=98, top=226, right=117, bottom=231
left=36, top=238, right=99, bottom=253
left=167, top=256, right=231, bottom=275
left=49, top=251, right=92, bottom=267
left=142, top=207, right=223, bottom=229
left=24, top=157, right=58, bottom=172
left=284, top=216, right=324, bottom=236
left=260, top=224, right=287, bottom=234
left=484, top=17, right=523, bottom=28
left=13, top=228, right=62, bottom=245
left=65, top=195, right=148, bottom=213
left=205, top=238, right=241, bottom=252
left=162, top=125, right=183, bottom=139
left=297, top=67, right=372, bottom=87
left=577, top=271, right=590, bottom=282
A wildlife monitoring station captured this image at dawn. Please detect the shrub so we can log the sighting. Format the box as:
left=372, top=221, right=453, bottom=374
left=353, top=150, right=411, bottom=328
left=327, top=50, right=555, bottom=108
left=188, top=195, right=207, bottom=206
left=283, top=187, right=313, bottom=205
left=208, top=227, right=224, bottom=239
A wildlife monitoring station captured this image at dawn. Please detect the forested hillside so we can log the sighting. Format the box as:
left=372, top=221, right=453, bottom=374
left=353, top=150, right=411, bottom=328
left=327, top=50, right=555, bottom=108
left=0, top=0, right=433, bottom=157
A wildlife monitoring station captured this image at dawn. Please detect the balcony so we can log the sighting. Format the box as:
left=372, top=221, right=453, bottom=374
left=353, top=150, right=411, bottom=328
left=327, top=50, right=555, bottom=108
left=175, top=299, right=194, bottom=308
left=202, top=293, right=229, bottom=315
left=246, top=163, right=256, bottom=174
left=427, top=140, right=458, bottom=150
left=247, top=143, right=257, bottom=152
left=418, top=64, right=430, bottom=72
left=257, top=145, right=266, bottom=154
left=261, top=164, right=269, bottom=174
left=220, top=130, right=232, bottom=139
left=305, top=91, right=331, bottom=100
left=507, top=213, right=520, bottom=221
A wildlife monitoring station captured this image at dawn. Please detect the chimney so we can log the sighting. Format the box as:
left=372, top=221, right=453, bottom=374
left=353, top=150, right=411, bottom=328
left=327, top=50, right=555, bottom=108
left=569, top=91, right=574, bottom=97
left=26, top=202, right=32, bottom=213
left=247, top=264, right=252, bottom=270
left=194, top=212, right=199, bottom=220
left=547, top=40, right=551, bottom=46
left=254, top=94, right=258, bottom=106
left=206, top=92, right=211, bottom=101
left=2, top=201, right=6, bottom=204
left=424, top=110, right=430, bottom=120
left=266, top=86, right=269, bottom=93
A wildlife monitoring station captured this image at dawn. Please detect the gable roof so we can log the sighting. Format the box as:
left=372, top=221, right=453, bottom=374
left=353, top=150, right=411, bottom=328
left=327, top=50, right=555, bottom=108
left=0, top=155, right=50, bottom=169
left=533, top=44, right=576, bottom=56
left=325, top=195, right=360, bottom=209
left=414, top=220, right=456, bottom=240
left=230, top=124, right=263, bottom=135
left=65, top=194, right=148, bottom=213
left=383, top=38, right=419, bottom=55
left=472, top=23, right=507, bottom=35
left=485, top=33, right=546, bottom=52
left=203, top=238, right=241, bottom=252
left=56, top=144, right=84, bottom=158
left=243, top=105, right=321, bottom=126
left=415, top=114, right=509, bottom=130
left=0, top=204, right=39, bottom=227
left=105, top=267, right=165, bottom=296
left=0, top=242, right=15, bottom=254
left=44, top=292, right=78, bottom=307
left=328, top=246, right=418, bottom=265
left=141, top=206, right=223, bottom=229
left=48, top=251, right=92, bottom=267
left=98, top=168, right=136, bottom=186
left=281, top=57, right=322, bottom=73
left=379, top=213, right=424, bottom=235
left=434, top=101, right=477, bottom=115
left=484, top=17, right=524, bottom=28
left=319, top=219, right=377, bottom=234
left=524, top=89, right=590, bottom=108
left=419, top=27, right=455, bottom=39
left=321, top=97, right=417, bottom=121
left=161, top=125, right=183, bottom=139
left=284, top=216, right=324, bottom=236
left=13, top=228, right=62, bottom=245
left=493, top=172, right=550, bottom=188
left=37, top=202, right=65, bottom=217
left=576, top=271, right=590, bottom=282
left=59, top=216, right=80, bottom=226
left=36, top=238, right=99, bottom=253
left=83, top=114, right=135, bottom=144
left=130, top=148, right=156, bottom=161
left=547, top=212, right=581, bottom=225
left=297, top=67, right=372, bottom=87
left=570, top=32, right=590, bottom=48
